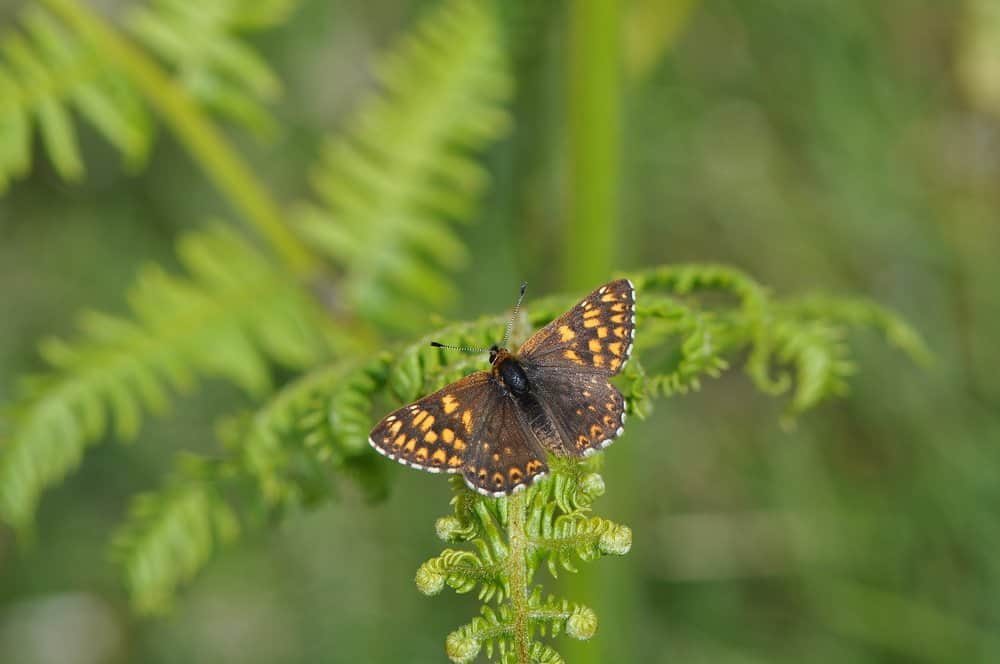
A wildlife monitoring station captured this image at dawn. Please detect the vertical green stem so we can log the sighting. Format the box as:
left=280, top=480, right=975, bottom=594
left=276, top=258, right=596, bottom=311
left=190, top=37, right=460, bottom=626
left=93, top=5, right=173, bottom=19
left=565, top=3, right=622, bottom=663
left=42, top=0, right=319, bottom=278
left=506, top=491, right=531, bottom=664
left=565, top=0, right=621, bottom=289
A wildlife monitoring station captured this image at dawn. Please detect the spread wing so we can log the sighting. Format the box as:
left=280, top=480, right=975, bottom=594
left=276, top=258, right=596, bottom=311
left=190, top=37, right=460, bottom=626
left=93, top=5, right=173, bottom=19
left=462, top=393, right=549, bottom=497
left=369, top=372, right=549, bottom=495
left=520, top=364, right=627, bottom=458
left=518, top=279, right=636, bottom=375
left=369, top=372, right=494, bottom=474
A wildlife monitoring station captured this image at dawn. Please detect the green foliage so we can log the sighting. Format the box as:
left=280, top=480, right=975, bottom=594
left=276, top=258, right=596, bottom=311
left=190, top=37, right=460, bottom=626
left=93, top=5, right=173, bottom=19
left=126, top=0, right=294, bottom=138
left=113, top=356, right=389, bottom=614
left=0, top=2, right=934, bottom=661
left=421, top=464, right=626, bottom=664
left=110, top=455, right=239, bottom=614
left=0, top=0, right=515, bottom=537
left=292, top=0, right=513, bottom=330
left=0, top=0, right=295, bottom=191
left=0, top=226, right=332, bottom=530
left=0, top=4, right=150, bottom=187
left=626, top=264, right=929, bottom=421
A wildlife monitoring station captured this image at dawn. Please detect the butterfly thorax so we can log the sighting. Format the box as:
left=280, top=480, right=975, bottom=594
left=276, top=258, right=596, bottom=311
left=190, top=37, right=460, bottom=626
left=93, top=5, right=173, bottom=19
left=490, top=347, right=529, bottom=396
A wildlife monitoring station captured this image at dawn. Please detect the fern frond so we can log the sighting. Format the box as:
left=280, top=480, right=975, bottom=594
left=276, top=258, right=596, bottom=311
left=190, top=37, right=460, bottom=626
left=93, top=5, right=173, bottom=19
left=445, top=589, right=597, bottom=664
left=292, top=0, right=513, bottom=330
left=110, top=454, right=240, bottom=614
left=126, top=0, right=295, bottom=138
left=0, top=4, right=151, bottom=187
left=230, top=354, right=392, bottom=508
left=0, top=0, right=296, bottom=190
left=778, top=294, right=932, bottom=365
left=630, top=264, right=926, bottom=418
left=0, top=225, right=332, bottom=529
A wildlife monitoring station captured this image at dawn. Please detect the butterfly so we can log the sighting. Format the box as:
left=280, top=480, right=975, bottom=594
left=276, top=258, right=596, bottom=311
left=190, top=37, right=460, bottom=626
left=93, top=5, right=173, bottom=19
left=368, top=279, right=636, bottom=497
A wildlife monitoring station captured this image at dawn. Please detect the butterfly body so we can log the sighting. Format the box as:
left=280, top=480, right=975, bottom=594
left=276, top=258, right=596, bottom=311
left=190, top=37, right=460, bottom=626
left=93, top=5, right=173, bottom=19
left=369, top=279, right=636, bottom=497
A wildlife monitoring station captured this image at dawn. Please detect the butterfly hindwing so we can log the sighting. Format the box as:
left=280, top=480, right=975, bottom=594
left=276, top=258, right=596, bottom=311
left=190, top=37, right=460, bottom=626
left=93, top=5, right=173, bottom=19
left=462, top=393, right=549, bottom=496
left=517, top=278, right=636, bottom=376
left=521, top=363, right=627, bottom=457
left=369, top=372, right=493, bottom=474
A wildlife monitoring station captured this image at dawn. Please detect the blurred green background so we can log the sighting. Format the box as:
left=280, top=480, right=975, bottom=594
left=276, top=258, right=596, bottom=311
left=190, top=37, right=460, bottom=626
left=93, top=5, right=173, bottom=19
left=1, top=0, right=999, bottom=662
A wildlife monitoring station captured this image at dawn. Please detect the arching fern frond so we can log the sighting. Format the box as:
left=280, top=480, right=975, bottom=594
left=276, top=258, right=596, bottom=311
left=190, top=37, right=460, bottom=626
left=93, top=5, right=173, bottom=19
left=230, top=354, right=392, bottom=508
left=0, top=4, right=151, bottom=187
left=629, top=264, right=929, bottom=419
left=0, top=0, right=297, bottom=191
left=0, top=225, right=332, bottom=530
left=125, top=0, right=296, bottom=138
left=115, top=356, right=390, bottom=613
left=292, top=0, right=513, bottom=331
left=110, top=454, right=240, bottom=614
left=98, top=263, right=925, bottom=635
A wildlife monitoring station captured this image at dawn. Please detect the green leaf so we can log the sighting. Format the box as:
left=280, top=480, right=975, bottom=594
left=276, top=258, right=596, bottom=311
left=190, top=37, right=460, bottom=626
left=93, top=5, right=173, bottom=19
left=293, top=0, right=513, bottom=331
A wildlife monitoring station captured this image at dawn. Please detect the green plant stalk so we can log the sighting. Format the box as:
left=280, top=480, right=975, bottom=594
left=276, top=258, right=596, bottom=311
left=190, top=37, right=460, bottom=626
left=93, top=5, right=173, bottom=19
left=41, top=0, right=319, bottom=277
left=565, top=0, right=621, bottom=289
left=565, top=3, right=622, bottom=662
left=506, top=490, right=531, bottom=664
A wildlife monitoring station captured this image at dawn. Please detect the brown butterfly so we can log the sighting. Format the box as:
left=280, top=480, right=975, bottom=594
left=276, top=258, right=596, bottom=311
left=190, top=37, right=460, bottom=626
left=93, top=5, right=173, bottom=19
left=368, top=279, right=636, bottom=496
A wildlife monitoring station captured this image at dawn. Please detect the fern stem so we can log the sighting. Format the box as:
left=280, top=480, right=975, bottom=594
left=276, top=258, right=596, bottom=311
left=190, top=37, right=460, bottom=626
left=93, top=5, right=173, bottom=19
left=565, top=0, right=621, bottom=289
left=40, top=0, right=319, bottom=277
left=505, top=491, right=531, bottom=664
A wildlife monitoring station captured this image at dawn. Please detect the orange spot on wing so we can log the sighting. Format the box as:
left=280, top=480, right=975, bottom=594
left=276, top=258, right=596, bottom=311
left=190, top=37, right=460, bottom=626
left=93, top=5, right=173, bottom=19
left=431, top=449, right=447, bottom=465
left=462, top=410, right=473, bottom=432
left=393, top=434, right=406, bottom=448
left=558, top=325, right=576, bottom=341
left=597, top=326, right=608, bottom=338
left=424, top=431, right=438, bottom=443
left=583, top=308, right=602, bottom=318
left=420, top=416, right=436, bottom=431
left=601, top=294, right=618, bottom=302
left=442, top=428, right=455, bottom=444
left=588, top=339, right=602, bottom=353
left=413, top=411, right=428, bottom=426
left=583, top=318, right=601, bottom=328
left=608, top=342, right=623, bottom=356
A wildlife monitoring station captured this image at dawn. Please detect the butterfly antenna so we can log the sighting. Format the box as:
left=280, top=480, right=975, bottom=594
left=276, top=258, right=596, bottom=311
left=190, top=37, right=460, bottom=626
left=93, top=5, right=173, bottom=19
left=429, top=341, right=490, bottom=353
left=501, top=281, right=528, bottom=347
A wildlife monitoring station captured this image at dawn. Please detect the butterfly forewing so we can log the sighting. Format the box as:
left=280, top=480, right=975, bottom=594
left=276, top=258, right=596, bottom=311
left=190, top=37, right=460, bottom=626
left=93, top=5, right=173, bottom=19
left=462, top=393, right=549, bottom=496
left=369, top=372, right=493, bottom=474
left=518, top=278, right=636, bottom=375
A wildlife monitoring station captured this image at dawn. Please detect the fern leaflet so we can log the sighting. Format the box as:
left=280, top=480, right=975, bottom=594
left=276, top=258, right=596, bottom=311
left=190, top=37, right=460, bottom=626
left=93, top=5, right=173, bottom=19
left=292, top=0, right=513, bottom=331
left=0, top=226, right=332, bottom=529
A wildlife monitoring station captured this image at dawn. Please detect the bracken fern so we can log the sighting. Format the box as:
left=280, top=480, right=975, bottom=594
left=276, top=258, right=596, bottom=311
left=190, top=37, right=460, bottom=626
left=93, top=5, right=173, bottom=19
left=0, top=0, right=293, bottom=189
